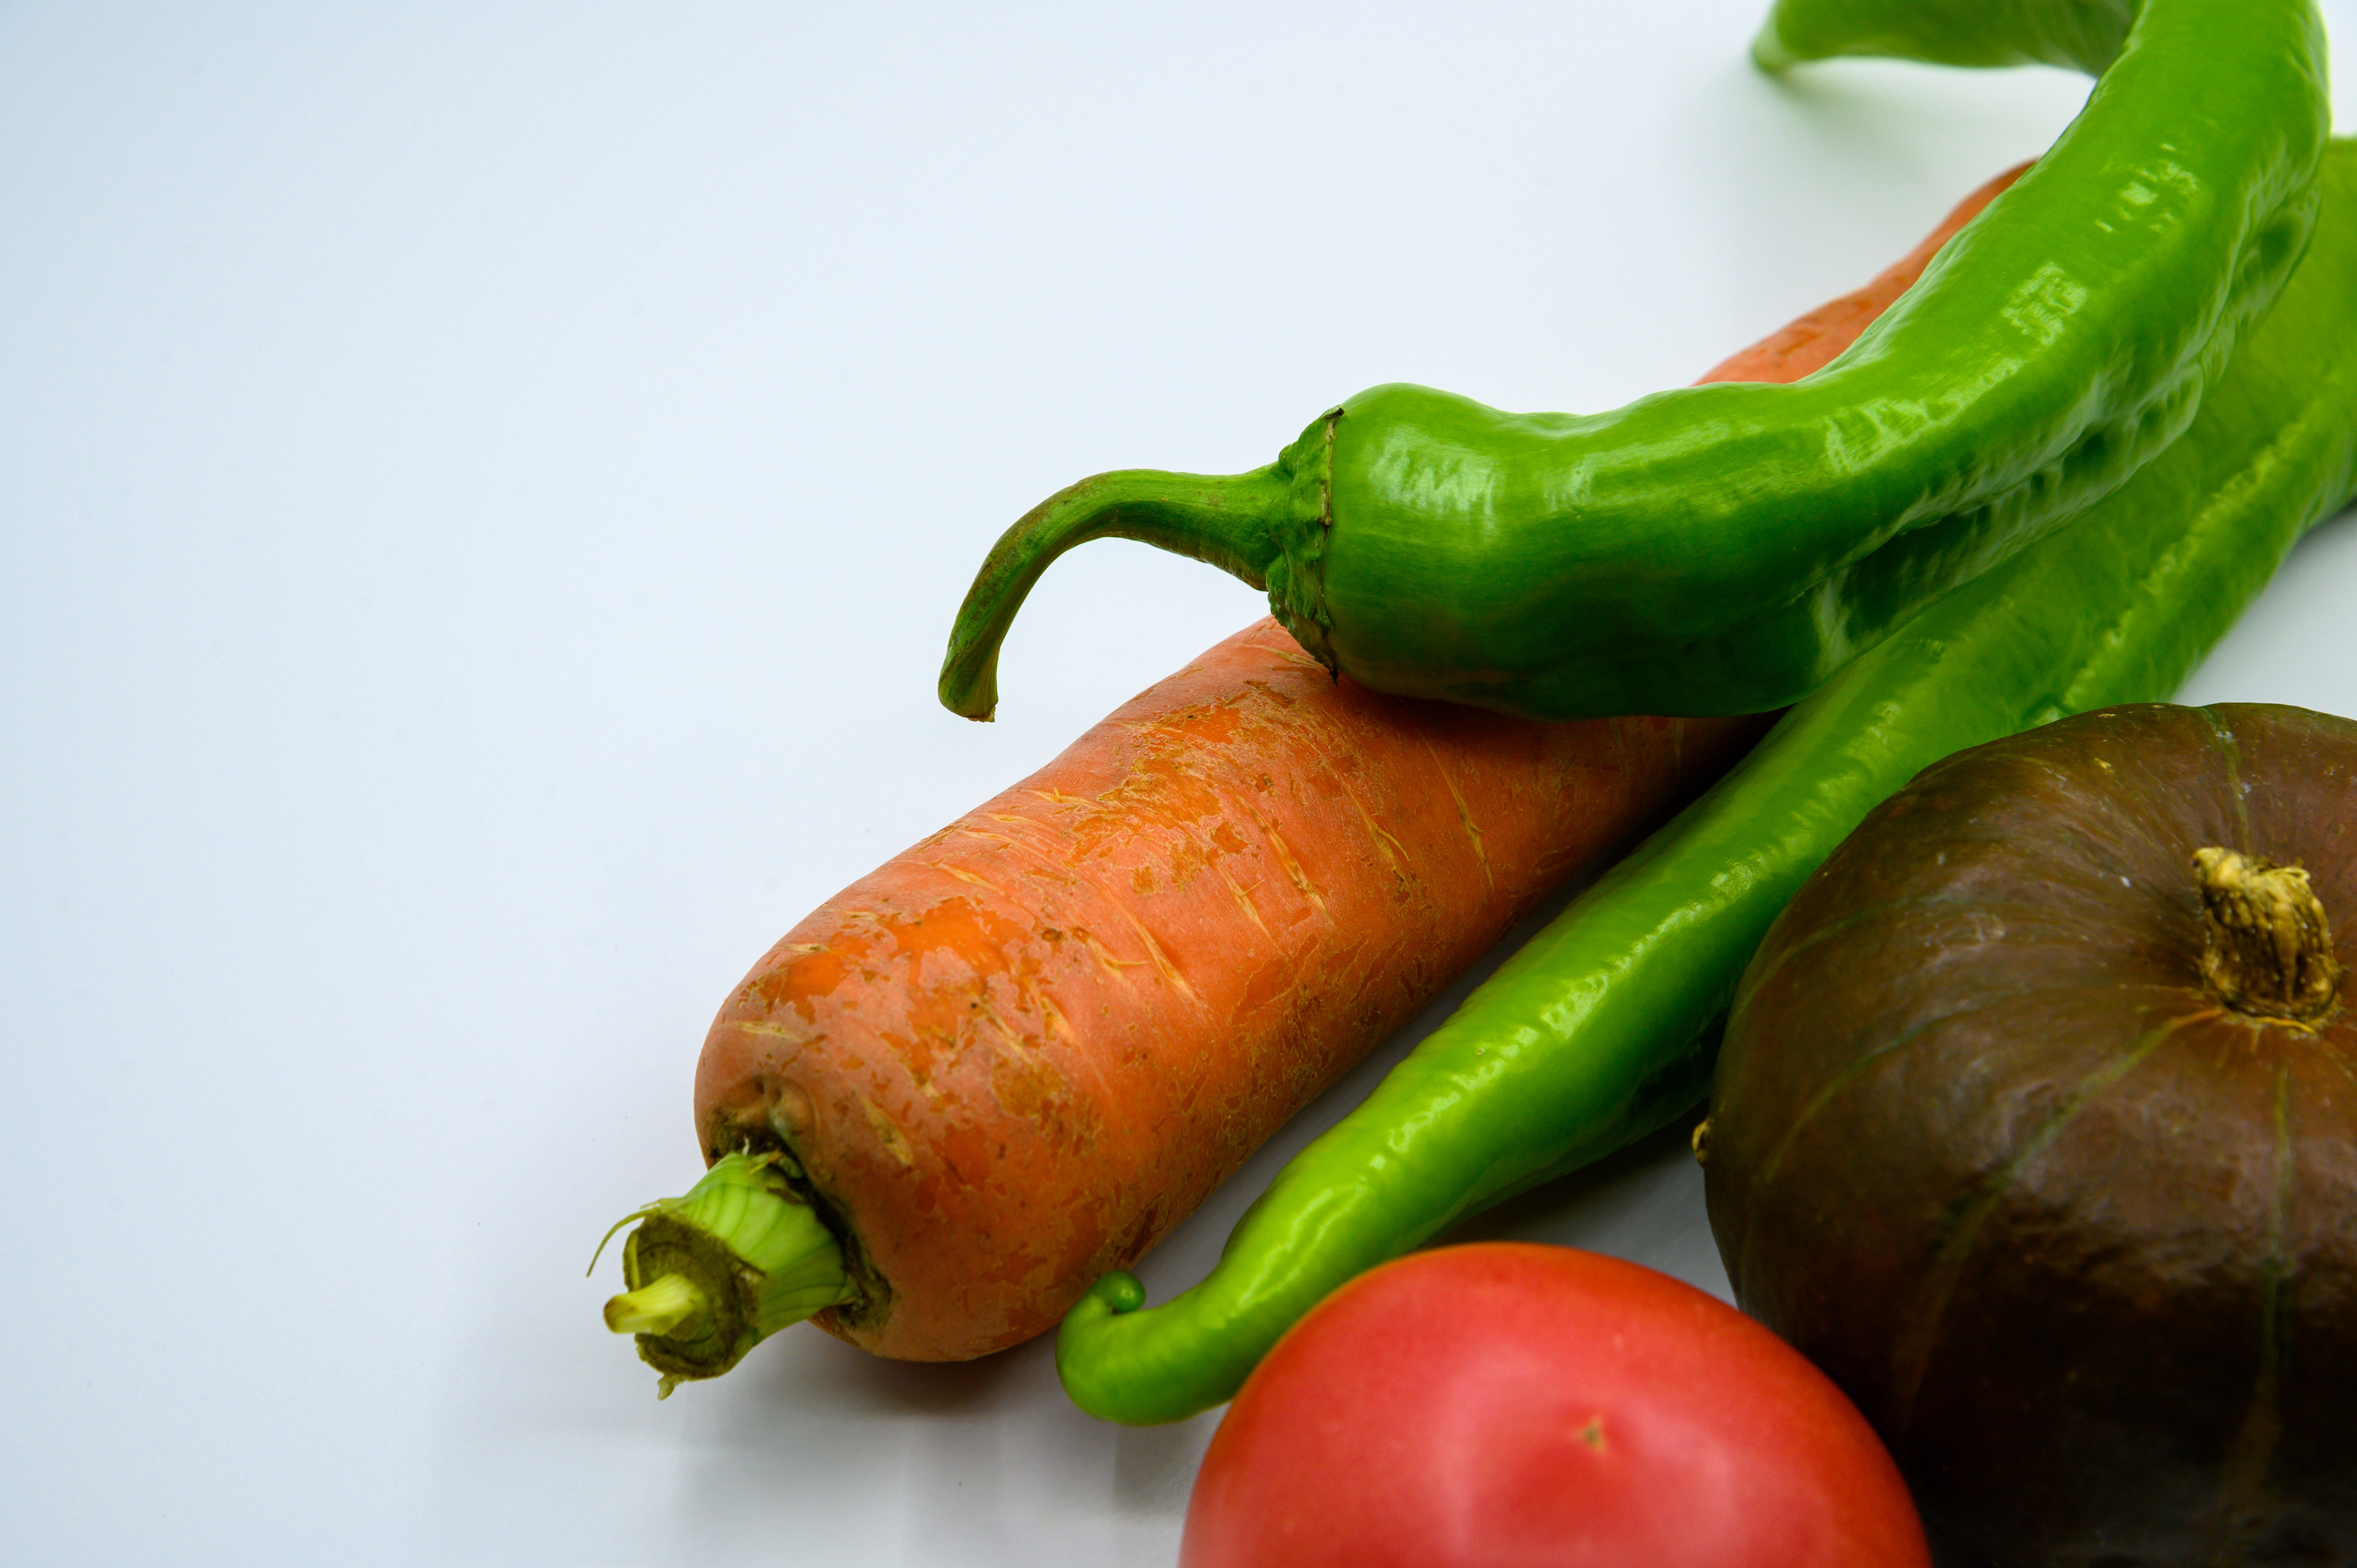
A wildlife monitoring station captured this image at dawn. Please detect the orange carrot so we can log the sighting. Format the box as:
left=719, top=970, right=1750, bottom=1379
left=691, top=166, right=2026, bottom=1362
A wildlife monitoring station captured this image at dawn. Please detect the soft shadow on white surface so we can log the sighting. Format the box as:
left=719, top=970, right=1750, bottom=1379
left=1439, top=1111, right=1729, bottom=1299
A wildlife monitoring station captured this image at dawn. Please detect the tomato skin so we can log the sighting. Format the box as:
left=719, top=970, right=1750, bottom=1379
left=1179, top=1243, right=1929, bottom=1568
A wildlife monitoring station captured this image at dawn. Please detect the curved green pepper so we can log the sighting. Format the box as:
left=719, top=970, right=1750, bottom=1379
left=941, top=0, right=2326, bottom=723
left=1053, top=138, right=2357, bottom=1427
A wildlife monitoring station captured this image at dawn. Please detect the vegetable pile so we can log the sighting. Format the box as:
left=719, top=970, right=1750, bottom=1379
left=598, top=0, right=2357, bottom=1554
left=1055, top=134, right=2357, bottom=1432
left=596, top=95, right=2004, bottom=1385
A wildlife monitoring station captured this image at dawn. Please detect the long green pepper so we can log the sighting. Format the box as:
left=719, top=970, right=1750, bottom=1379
left=942, top=0, right=2326, bottom=724
left=1054, top=139, right=2357, bottom=1429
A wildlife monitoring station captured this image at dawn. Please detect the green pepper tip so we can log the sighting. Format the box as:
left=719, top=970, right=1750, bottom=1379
left=1748, top=23, right=1799, bottom=72
left=1091, top=1271, right=1147, bottom=1315
left=940, top=467, right=1292, bottom=719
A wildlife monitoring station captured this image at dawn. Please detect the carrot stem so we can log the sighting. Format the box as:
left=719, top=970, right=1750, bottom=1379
left=597, top=1151, right=856, bottom=1395
left=604, top=1272, right=707, bottom=1337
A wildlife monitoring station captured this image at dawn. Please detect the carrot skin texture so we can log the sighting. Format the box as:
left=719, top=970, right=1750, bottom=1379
left=694, top=630, right=1767, bottom=1360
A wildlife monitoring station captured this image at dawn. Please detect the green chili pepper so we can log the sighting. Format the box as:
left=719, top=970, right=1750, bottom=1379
left=940, top=0, right=2326, bottom=724
left=1053, top=138, right=2357, bottom=1428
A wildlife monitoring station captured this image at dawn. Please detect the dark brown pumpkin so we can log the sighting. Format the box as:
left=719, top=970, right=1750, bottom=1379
left=1703, top=703, right=2357, bottom=1566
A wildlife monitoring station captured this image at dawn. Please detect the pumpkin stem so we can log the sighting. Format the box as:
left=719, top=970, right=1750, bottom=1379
left=2193, top=848, right=2345, bottom=1026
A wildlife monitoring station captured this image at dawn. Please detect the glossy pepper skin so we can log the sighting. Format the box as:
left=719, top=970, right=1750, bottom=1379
left=940, top=0, right=2327, bottom=724
left=1053, top=140, right=2357, bottom=1429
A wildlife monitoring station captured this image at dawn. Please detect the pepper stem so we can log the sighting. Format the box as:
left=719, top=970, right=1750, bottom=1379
left=593, top=1151, right=858, bottom=1395
left=2194, top=848, right=2345, bottom=1026
left=938, top=466, right=1289, bottom=720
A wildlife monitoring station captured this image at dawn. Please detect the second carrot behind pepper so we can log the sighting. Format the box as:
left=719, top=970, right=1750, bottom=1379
left=1055, top=141, right=2357, bottom=1428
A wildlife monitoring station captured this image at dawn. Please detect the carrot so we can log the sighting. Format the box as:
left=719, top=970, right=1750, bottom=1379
left=688, top=165, right=2027, bottom=1363
left=697, top=637, right=1765, bottom=1360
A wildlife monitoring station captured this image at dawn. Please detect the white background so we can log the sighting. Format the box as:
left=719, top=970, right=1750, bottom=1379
left=8, top=3, right=2357, bottom=1563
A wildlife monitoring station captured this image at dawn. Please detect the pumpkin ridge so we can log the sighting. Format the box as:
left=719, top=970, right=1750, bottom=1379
left=1747, top=981, right=2154, bottom=1199
left=2314, top=1031, right=2357, bottom=1089
left=2205, top=1061, right=2295, bottom=1546
left=1738, top=888, right=2043, bottom=1003
left=1938, top=756, right=2202, bottom=918
left=2058, top=786, right=2226, bottom=920
left=2196, top=706, right=2255, bottom=856
left=2002, top=711, right=2244, bottom=896
left=1886, top=1008, right=2205, bottom=1437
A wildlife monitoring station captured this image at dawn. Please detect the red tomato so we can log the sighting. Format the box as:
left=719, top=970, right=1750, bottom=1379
left=1180, top=1243, right=1928, bottom=1568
